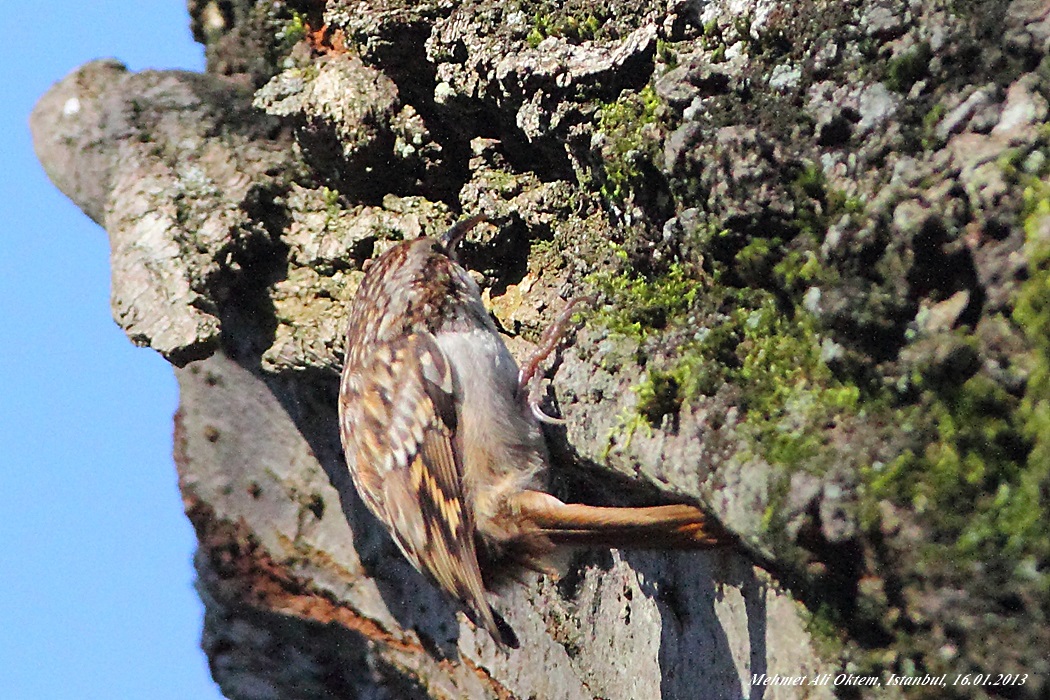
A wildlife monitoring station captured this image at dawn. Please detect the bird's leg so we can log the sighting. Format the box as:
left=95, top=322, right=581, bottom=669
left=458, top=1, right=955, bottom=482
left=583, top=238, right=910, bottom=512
left=518, top=296, right=594, bottom=424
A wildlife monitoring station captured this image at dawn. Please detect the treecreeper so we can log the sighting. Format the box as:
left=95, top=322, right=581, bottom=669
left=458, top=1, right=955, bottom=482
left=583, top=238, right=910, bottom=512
left=338, top=216, right=729, bottom=648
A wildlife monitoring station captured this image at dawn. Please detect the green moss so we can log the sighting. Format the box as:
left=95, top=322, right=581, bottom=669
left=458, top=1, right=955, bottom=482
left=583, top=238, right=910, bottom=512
left=997, top=148, right=1026, bottom=182
left=803, top=602, right=849, bottom=661
left=1002, top=189, right=1050, bottom=562
left=526, top=26, right=545, bottom=49
left=276, top=11, right=307, bottom=54
left=921, top=102, right=949, bottom=149
left=734, top=299, right=859, bottom=472
left=321, top=186, right=342, bottom=220
left=635, top=368, right=683, bottom=425
left=790, top=163, right=866, bottom=237
left=733, top=238, right=777, bottom=283
left=589, top=250, right=703, bottom=340
left=633, top=348, right=730, bottom=428
left=968, top=185, right=1050, bottom=564
left=527, top=10, right=604, bottom=47
left=596, top=85, right=662, bottom=203
left=691, top=165, right=848, bottom=299
left=793, top=162, right=826, bottom=200
left=476, top=168, right=522, bottom=194
left=656, top=38, right=678, bottom=68
left=885, top=42, right=932, bottom=93
left=871, top=373, right=1028, bottom=535
left=776, top=250, right=824, bottom=289
left=591, top=175, right=856, bottom=463
left=595, top=252, right=859, bottom=468
left=857, top=185, right=1050, bottom=595
left=732, top=14, right=753, bottom=44
left=605, top=407, right=653, bottom=457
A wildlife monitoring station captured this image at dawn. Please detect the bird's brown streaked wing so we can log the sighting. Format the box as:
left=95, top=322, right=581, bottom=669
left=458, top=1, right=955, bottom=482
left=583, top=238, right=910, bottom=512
left=341, top=330, right=502, bottom=641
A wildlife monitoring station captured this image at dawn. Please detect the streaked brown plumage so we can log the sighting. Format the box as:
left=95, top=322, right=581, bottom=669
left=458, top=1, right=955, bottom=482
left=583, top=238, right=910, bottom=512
left=338, top=216, right=727, bottom=647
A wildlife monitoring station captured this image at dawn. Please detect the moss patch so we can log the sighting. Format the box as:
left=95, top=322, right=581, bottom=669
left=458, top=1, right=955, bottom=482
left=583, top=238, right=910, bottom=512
left=735, top=300, right=860, bottom=470
left=885, top=42, right=933, bottom=94
left=527, top=10, right=604, bottom=48
left=589, top=246, right=704, bottom=341
left=845, top=181, right=1050, bottom=683
left=865, top=370, right=1034, bottom=552
left=595, top=85, right=662, bottom=204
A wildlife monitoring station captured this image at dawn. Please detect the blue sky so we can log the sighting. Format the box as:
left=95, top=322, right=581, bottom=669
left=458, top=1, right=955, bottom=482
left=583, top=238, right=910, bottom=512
left=0, top=4, right=226, bottom=698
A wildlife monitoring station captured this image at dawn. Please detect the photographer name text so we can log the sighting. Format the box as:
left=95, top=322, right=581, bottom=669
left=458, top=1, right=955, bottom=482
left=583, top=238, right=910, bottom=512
left=751, top=673, right=1029, bottom=688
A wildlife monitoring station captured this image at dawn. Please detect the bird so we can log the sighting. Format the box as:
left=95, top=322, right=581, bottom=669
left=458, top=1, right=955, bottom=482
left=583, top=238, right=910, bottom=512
left=338, top=215, right=728, bottom=648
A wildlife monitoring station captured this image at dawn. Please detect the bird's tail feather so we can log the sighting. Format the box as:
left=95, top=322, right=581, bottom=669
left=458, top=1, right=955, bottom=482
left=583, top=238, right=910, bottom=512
left=510, top=491, right=729, bottom=549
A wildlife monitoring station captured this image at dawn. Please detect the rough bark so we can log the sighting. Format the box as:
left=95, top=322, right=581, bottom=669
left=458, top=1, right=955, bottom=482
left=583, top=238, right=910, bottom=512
left=31, top=0, right=1050, bottom=698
